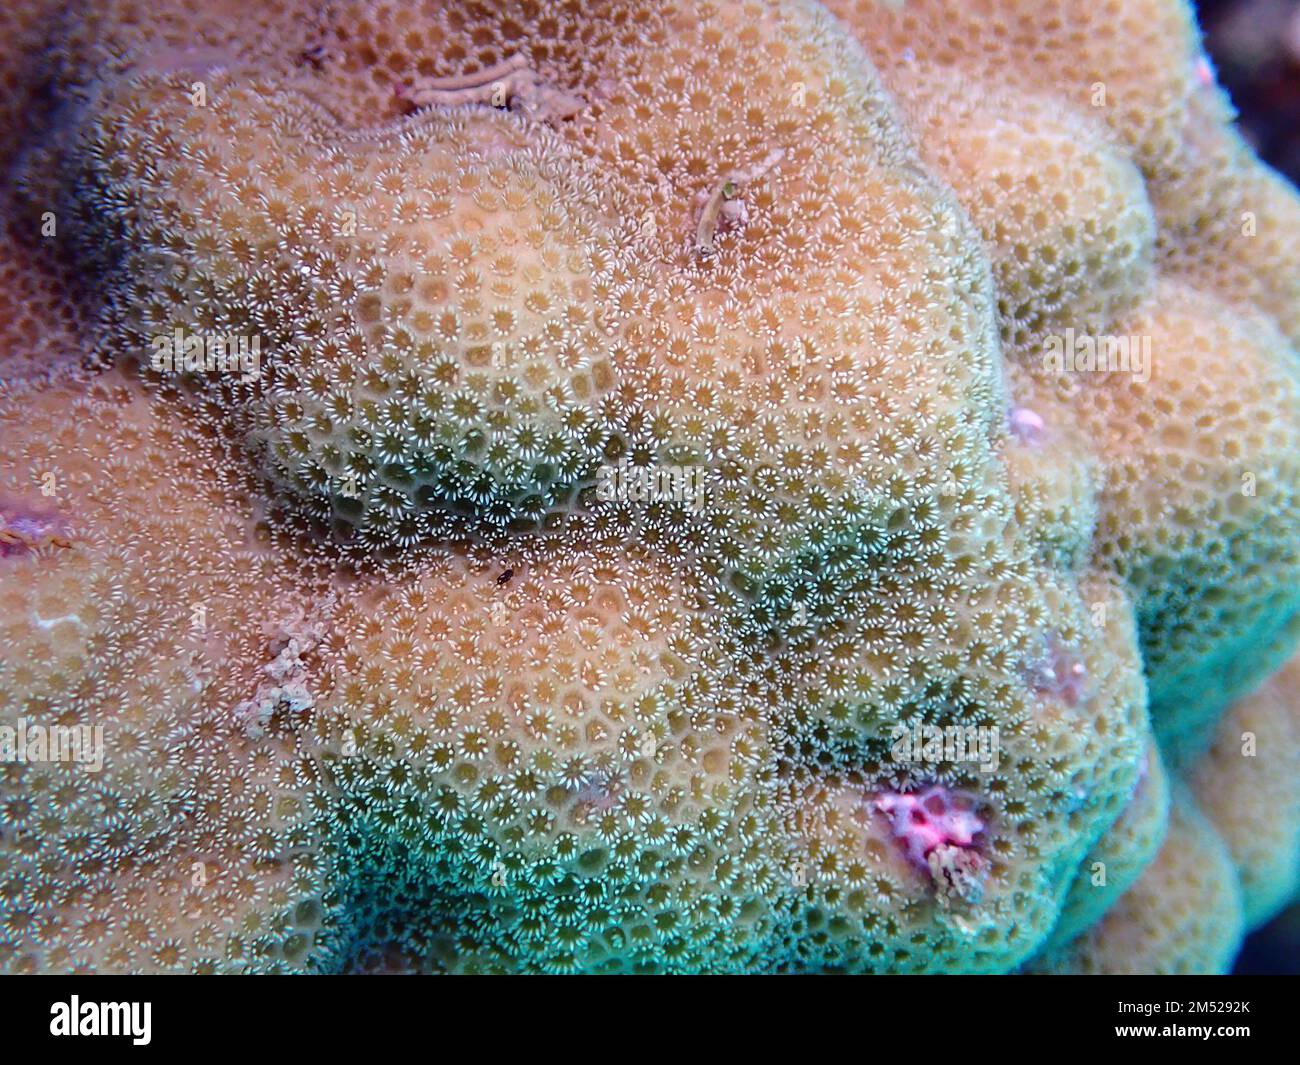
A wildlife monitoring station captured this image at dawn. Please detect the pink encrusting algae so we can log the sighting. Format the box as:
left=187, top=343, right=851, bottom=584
left=875, top=786, right=987, bottom=870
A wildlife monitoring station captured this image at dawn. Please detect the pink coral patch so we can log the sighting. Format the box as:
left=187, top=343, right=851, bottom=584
left=0, top=497, right=70, bottom=557
left=874, top=784, right=985, bottom=868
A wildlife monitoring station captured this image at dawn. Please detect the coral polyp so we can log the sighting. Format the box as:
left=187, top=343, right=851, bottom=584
left=0, top=0, right=1297, bottom=976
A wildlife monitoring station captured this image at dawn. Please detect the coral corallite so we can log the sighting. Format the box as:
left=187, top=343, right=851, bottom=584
left=0, top=0, right=1297, bottom=975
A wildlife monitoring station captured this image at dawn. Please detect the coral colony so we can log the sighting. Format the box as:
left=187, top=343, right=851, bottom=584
left=0, top=0, right=1297, bottom=976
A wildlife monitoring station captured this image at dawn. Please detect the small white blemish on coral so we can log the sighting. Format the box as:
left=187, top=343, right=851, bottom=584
left=234, top=599, right=334, bottom=738
left=1008, top=406, right=1046, bottom=445
left=397, top=54, right=584, bottom=123
left=1027, top=635, right=1089, bottom=708
left=33, top=613, right=83, bottom=631
left=693, top=150, right=784, bottom=256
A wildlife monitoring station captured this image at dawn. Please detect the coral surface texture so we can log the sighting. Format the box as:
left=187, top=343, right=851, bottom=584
left=0, top=0, right=1297, bottom=974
